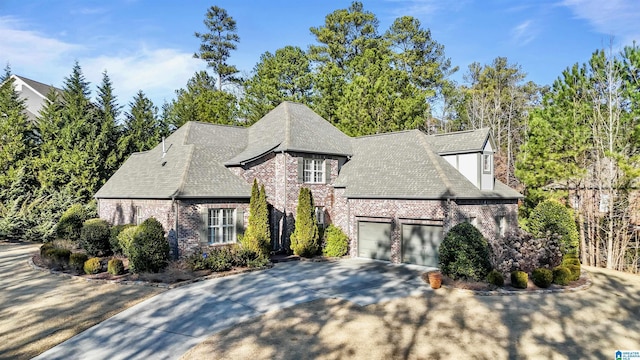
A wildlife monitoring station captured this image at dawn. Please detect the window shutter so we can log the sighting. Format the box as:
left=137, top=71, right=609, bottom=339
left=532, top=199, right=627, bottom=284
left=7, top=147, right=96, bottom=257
left=199, top=208, right=209, bottom=246
left=324, top=160, right=330, bottom=184
left=297, top=157, right=304, bottom=183
left=235, top=208, right=244, bottom=238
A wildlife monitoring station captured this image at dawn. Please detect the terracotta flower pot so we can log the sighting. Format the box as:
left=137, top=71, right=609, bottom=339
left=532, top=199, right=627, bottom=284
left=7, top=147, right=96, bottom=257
left=428, top=271, right=442, bottom=289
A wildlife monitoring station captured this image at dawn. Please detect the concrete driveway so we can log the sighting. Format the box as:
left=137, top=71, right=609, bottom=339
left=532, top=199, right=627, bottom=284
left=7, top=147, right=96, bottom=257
left=34, top=259, right=433, bottom=360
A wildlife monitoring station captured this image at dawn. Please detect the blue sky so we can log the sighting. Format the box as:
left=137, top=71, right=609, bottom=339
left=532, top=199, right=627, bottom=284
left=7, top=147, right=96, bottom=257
left=1, top=0, right=639, bottom=107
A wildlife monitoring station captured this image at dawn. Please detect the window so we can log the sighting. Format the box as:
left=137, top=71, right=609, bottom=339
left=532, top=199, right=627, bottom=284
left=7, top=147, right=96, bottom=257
left=465, top=216, right=478, bottom=227
left=135, top=206, right=143, bottom=225
left=208, top=208, right=235, bottom=244
left=303, top=158, right=324, bottom=183
left=496, top=216, right=507, bottom=237
left=315, top=207, right=325, bottom=228
left=483, top=154, right=492, bottom=174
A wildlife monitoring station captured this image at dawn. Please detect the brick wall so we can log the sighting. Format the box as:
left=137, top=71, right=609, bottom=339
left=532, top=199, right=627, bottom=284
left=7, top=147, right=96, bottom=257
left=98, top=198, right=174, bottom=230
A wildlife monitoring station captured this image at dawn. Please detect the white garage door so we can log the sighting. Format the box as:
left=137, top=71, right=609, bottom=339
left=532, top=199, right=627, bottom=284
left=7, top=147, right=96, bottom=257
left=357, top=221, right=392, bottom=261
left=401, top=224, right=443, bottom=267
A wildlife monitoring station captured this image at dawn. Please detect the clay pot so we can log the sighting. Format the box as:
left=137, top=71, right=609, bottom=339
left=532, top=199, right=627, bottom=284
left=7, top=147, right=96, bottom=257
left=428, top=271, right=442, bottom=289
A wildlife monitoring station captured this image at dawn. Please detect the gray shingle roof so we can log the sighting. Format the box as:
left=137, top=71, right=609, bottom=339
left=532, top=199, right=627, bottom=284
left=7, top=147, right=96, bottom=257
left=95, top=122, right=251, bottom=199
left=12, top=74, right=62, bottom=98
left=225, top=102, right=352, bottom=165
left=335, top=130, right=522, bottom=199
left=428, top=128, right=491, bottom=155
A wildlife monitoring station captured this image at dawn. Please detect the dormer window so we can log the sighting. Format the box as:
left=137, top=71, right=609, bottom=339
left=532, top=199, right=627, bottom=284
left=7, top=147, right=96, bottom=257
left=483, top=154, right=492, bottom=174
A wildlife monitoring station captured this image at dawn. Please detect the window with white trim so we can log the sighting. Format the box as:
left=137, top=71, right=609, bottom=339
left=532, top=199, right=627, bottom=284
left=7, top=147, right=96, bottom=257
left=483, top=154, right=492, bottom=174
left=303, top=158, right=324, bottom=183
left=208, top=208, right=235, bottom=244
left=496, top=216, right=507, bottom=237
left=315, top=207, right=325, bottom=228
left=135, top=206, right=143, bottom=225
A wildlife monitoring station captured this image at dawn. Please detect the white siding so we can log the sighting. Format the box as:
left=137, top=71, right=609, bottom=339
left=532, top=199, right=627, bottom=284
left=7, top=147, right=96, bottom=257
left=458, top=153, right=478, bottom=188
left=443, top=155, right=457, bottom=168
left=481, top=139, right=494, bottom=190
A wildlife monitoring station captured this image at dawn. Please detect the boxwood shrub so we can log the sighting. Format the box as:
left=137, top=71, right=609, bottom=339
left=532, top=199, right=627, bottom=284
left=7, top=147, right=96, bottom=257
left=511, top=270, right=528, bottom=289
left=553, top=266, right=571, bottom=285
left=56, top=204, right=87, bottom=242
left=107, top=258, right=125, bottom=275
left=80, top=218, right=111, bottom=257
left=322, top=224, right=349, bottom=257
left=84, top=257, right=102, bottom=274
left=128, top=217, right=169, bottom=273
left=528, top=199, right=579, bottom=255
left=532, top=268, right=553, bottom=288
left=69, top=253, right=88, bottom=272
left=439, top=222, right=492, bottom=281
left=487, top=269, right=505, bottom=286
left=110, top=224, right=134, bottom=255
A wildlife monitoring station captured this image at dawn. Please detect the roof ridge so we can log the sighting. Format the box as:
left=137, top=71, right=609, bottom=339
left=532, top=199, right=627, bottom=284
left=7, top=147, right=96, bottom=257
left=175, top=144, right=195, bottom=197
left=187, top=120, right=245, bottom=129
left=354, top=129, right=419, bottom=139
left=283, top=102, right=291, bottom=149
left=416, top=132, right=455, bottom=194
left=432, top=127, right=489, bottom=137
left=11, top=74, right=63, bottom=94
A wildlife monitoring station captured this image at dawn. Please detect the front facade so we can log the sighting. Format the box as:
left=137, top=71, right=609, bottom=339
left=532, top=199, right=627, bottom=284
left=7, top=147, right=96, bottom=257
left=96, top=102, right=522, bottom=266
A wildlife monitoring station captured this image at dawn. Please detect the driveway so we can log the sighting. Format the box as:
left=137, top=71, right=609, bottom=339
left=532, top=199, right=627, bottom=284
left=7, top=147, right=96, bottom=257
left=34, top=259, right=433, bottom=360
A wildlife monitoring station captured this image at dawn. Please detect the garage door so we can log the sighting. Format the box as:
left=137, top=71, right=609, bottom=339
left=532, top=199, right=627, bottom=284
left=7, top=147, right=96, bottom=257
left=358, top=221, right=392, bottom=261
left=401, top=224, right=443, bottom=267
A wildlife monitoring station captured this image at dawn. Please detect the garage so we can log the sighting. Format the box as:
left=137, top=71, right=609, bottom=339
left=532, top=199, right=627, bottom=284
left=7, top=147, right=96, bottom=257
left=357, top=221, right=392, bottom=261
left=401, top=224, right=443, bottom=267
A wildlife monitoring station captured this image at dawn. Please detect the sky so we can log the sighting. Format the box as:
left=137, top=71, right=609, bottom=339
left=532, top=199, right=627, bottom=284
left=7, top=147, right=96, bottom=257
left=1, top=0, right=640, bottom=108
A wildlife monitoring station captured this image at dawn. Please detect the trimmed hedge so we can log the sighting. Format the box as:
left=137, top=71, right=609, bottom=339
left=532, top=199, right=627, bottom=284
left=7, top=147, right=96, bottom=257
left=107, top=258, right=125, bottom=275
left=528, top=199, right=579, bottom=255
left=84, top=257, right=102, bottom=274
left=56, top=204, right=87, bottom=242
left=69, top=253, right=88, bottom=272
left=110, top=224, right=134, bottom=255
left=322, top=225, right=349, bottom=257
left=532, top=268, right=553, bottom=288
left=439, top=222, right=492, bottom=281
left=128, top=218, right=169, bottom=273
left=79, top=218, right=111, bottom=257
left=553, top=266, right=571, bottom=285
left=487, top=269, right=505, bottom=287
left=511, top=271, right=528, bottom=289
left=117, top=225, right=139, bottom=258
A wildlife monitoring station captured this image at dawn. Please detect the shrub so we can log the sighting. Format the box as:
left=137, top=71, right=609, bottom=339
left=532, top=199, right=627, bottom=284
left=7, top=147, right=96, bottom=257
left=532, top=268, right=553, bottom=288
left=40, top=242, right=55, bottom=257
left=439, top=222, right=492, bottom=281
left=69, top=253, right=88, bottom=272
left=79, top=218, right=112, bottom=257
left=528, top=199, right=579, bottom=255
left=242, top=180, right=271, bottom=257
left=84, top=257, right=102, bottom=274
left=561, top=254, right=581, bottom=281
left=110, top=224, right=134, bottom=255
left=322, top=224, right=349, bottom=257
left=487, top=269, right=504, bottom=287
left=56, top=204, right=87, bottom=242
left=44, top=247, right=71, bottom=268
left=489, top=229, right=562, bottom=274
left=553, top=266, right=571, bottom=285
left=206, top=247, right=235, bottom=272
left=128, top=217, right=169, bottom=273
left=290, top=187, right=319, bottom=257
left=510, top=270, right=528, bottom=289
left=107, top=258, right=125, bottom=275
left=117, top=225, right=139, bottom=257
left=232, top=247, right=261, bottom=267
left=567, top=264, right=581, bottom=281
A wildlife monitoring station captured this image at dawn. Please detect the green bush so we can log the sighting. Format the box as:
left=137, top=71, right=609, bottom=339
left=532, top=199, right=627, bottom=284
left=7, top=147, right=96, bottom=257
left=117, top=225, right=139, bottom=257
left=439, top=222, right=492, bottom=281
left=242, top=180, right=271, bottom=257
left=322, top=224, right=349, bottom=257
left=69, top=253, right=88, bottom=272
left=43, top=247, right=71, bottom=268
left=553, top=266, right=571, bottom=285
left=232, top=247, right=262, bottom=267
left=107, top=258, right=125, bottom=275
left=510, top=270, right=528, bottom=289
left=561, top=254, right=581, bottom=281
left=290, top=187, right=319, bottom=257
left=56, top=204, right=87, bottom=242
left=84, top=257, right=102, bottom=274
left=40, top=242, right=55, bottom=257
left=79, top=218, right=112, bottom=257
left=487, top=269, right=504, bottom=286
left=110, top=224, right=134, bottom=255
left=567, top=264, right=581, bottom=281
left=128, top=218, right=169, bottom=273
left=528, top=199, right=579, bottom=255
left=532, top=268, right=553, bottom=288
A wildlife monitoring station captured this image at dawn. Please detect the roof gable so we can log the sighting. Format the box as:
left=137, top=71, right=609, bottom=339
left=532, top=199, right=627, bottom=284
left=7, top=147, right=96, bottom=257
left=428, top=128, right=491, bottom=155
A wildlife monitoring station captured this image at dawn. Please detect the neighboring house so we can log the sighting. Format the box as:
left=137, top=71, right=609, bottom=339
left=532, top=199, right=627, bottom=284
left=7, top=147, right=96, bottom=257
left=95, top=102, right=522, bottom=266
left=6, top=75, right=62, bottom=122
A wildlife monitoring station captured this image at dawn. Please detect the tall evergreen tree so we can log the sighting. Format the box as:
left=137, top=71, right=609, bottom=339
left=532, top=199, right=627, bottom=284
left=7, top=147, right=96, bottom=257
left=242, top=179, right=271, bottom=257
left=194, top=5, right=241, bottom=90
left=95, top=71, right=122, bottom=181
left=119, top=90, right=163, bottom=156
left=290, top=187, right=319, bottom=257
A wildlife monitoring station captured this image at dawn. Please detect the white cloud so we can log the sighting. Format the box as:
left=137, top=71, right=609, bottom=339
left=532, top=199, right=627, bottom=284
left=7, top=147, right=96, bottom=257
left=386, top=0, right=468, bottom=17
left=512, top=20, right=537, bottom=46
left=561, top=0, right=640, bottom=45
left=82, top=48, right=203, bottom=105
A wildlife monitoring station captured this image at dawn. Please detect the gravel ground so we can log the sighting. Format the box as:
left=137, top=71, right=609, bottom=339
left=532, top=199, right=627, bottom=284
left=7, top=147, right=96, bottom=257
left=0, top=242, right=163, bottom=360
left=182, top=266, right=640, bottom=360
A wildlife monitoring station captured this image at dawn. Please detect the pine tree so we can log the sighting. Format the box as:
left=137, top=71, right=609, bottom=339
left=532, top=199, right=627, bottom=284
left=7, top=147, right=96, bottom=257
left=119, top=90, right=162, bottom=157
left=290, top=187, right=319, bottom=257
left=95, top=71, right=122, bottom=181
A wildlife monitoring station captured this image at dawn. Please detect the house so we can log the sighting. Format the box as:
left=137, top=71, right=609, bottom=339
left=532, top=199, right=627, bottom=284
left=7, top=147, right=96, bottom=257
left=6, top=75, right=62, bottom=122
left=95, top=102, right=522, bottom=266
